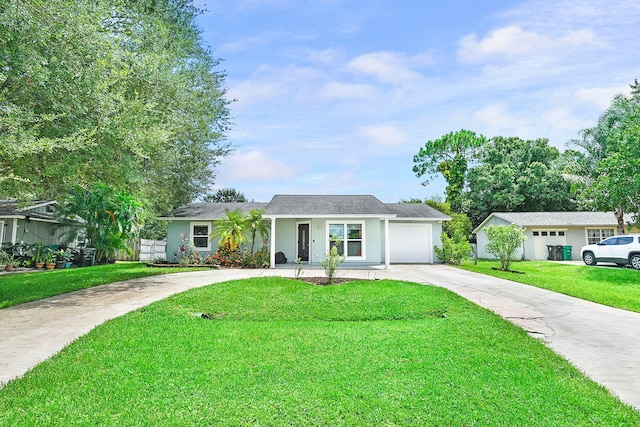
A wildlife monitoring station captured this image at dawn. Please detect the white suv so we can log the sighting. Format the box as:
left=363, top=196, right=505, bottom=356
left=581, top=234, right=640, bottom=270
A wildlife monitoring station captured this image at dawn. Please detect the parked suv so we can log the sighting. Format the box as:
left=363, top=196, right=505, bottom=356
left=581, top=234, right=640, bottom=270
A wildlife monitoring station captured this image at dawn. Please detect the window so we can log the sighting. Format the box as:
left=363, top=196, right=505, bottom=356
left=587, top=228, right=615, bottom=245
left=558, top=231, right=565, bottom=236
left=533, top=231, right=539, bottom=236
left=617, top=236, right=633, bottom=245
left=549, top=231, right=557, bottom=236
left=541, top=231, right=548, bottom=236
left=327, top=222, right=365, bottom=259
left=190, top=222, right=211, bottom=250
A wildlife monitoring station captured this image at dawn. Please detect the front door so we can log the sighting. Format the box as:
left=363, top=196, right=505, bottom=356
left=297, top=223, right=310, bottom=262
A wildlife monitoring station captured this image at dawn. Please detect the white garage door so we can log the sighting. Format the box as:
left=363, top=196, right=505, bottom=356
left=389, top=223, right=432, bottom=263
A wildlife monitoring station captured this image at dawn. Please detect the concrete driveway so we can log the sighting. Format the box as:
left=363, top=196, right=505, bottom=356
left=1, top=264, right=639, bottom=410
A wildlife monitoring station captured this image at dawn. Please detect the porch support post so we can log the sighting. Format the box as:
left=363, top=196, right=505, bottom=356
left=384, top=217, right=390, bottom=269
left=270, top=217, right=276, bottom=268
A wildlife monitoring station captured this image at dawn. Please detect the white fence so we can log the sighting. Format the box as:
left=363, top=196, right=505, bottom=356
left=116, top=239, right=167, bottom=261
left=139, top=239, right=167, bottom=261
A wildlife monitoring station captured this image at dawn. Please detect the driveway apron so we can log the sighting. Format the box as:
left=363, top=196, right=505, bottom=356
left=1, top=264, right=639, bottom=411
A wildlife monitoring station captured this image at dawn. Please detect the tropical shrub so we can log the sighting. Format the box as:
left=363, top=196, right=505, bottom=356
left=484, top=224, right=526, bottom=271
left=319, top=238, right=346, bottom=283
left=434, top=229, right=471, bottom=265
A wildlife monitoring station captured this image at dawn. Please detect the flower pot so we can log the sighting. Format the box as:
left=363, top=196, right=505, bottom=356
left=55, top=261, right=66, bottom=269
left=65, top=262, right=73, bottom=268
left=45, top=262, right=56, bottom=270
left=5, top=263, right=14, bottom=271
left=35, top=262, right=45, bottom=269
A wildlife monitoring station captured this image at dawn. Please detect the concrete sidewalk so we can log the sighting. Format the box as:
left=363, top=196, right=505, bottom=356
left=1, top=265, right=639, bottom=410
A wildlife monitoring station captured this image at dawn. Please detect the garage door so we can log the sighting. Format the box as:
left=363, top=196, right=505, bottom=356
left=389, top=223, right=432, bottom=263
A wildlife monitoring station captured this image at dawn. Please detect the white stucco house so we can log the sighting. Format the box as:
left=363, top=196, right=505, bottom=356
left=159, top=195, right=450, bottom=268
left=473, top=211, right=633, bottom=261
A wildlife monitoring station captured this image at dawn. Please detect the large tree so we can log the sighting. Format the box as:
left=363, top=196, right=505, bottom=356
left=569, top=82, right=640, bottom=232
left=463, top=137, right=574, bottom=227
left=0, top=0, right=231, bottom=215
left=413, top=130, right=486, bottom=212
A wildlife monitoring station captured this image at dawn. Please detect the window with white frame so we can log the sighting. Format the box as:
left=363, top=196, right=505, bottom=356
left=327, top=222, right=365, bottom=258
left=587, top=228, right=615, bottom=245
left=190, top=222, right=211, bottom=250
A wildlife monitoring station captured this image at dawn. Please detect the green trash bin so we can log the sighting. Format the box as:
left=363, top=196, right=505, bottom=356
left=562, top=245, right=572, bottom=260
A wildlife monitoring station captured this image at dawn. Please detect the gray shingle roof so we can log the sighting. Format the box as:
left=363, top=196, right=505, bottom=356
left=486, top=211, right=629, bottom=227
left=164, top=202, right=269, bottom=219
left=264, top=195, right=394, bottom=216
left=385, top=203, right=450, bottom=220
left=160, top=195, right=451, bottom=220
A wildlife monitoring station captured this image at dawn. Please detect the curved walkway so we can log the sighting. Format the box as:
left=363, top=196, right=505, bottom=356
left=1, top=265, right=639, bottom=410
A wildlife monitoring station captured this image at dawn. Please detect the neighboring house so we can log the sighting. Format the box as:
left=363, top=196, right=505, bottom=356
left=159, top=195, right=450, bottom=268
left=473, top=211, right=635, bottom=261
left=0, top=200, right=76, bottom=248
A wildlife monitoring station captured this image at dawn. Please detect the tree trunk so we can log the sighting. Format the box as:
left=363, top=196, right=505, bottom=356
left=615, top=205, right=626, bottom=235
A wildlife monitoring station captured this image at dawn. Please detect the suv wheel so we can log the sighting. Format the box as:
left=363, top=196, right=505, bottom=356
left=630, top=254, right=640, bottom=270
left=583, top=251, right=597, bottom=266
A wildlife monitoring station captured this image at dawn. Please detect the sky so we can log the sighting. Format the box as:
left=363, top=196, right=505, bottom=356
left=195, top=0, right=640, bottom=203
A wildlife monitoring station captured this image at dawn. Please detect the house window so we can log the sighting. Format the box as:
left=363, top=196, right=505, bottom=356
left=541, top=231, right=548, bottom=236
left=533, top=231, right=539, bottom=236
left=587, top=228, right=615, bottom=245
left=190, top=222, right=211, bottom=250
left=327, top=222, right=365, bottom=259
left=549, top=231, right=557, bottom=236
left=559, top=231, right=565, bottom=236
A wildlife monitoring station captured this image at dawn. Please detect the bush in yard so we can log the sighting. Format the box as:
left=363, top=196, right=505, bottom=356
left=484, top=224, right=526, bottom=271
left=434, top=229, right=471, bottom=265
left=319, top=238, right=346, bottom=283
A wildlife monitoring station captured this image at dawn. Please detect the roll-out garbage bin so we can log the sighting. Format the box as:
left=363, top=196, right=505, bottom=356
left=554, top=245, right=563, bottom=260
left=79, top=248, right=96, bottom=267
left=547, top=245, right=556, bottom=260
left=562, top=245, right=572, bottom=260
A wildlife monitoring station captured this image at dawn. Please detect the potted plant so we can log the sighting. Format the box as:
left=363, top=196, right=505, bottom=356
left=45, top=250, right=56, bottom=270
left=32, top=243, right=49, bottom=269
left=3, top=252, right=15, bottom=271
left=55, top=248, right=74, bottom=269
left=0, top=249, right=7, bottom=272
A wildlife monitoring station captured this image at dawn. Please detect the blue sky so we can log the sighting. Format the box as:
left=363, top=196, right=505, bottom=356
left=195, top=0, right=639, bottom=203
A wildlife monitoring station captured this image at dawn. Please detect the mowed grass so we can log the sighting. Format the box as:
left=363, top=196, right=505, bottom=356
left=0, top=262, right=208, bottom=309
left=1, top=277, right=637, bottom=426
left=460, top=260, right=640, bottom=313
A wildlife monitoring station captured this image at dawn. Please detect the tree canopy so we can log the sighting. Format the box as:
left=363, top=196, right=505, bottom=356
left=462, top=137, right=574, bottom=226
left=413, top=130, right=486, bottom=212
left=1, top=0, right=231, bottom=217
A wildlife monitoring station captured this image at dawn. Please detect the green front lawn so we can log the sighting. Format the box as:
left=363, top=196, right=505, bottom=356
left=0, top=262, right=207, bottom=309
left=460, top=260, right=640, bottom=313
left=1, top=277, right=637, bottom=425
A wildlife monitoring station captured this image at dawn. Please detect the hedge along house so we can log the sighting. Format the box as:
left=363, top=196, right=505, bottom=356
left=473, top=211, right=635, bottom=261
left=0, top=200, right=77, bottom=248
left=160, top=195, right=450, bottom=268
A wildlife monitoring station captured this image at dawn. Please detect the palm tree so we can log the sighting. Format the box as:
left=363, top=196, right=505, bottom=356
left=245, top=209, right=270, bottom=252
left=210, top=210, right=247, bottom=251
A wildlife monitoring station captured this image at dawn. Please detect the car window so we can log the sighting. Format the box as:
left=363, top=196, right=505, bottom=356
left=600, top=237, right=617, bottom=245
left=618, top=236, right=633, bottom=245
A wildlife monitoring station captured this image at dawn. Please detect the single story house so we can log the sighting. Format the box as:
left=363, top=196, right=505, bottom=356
left=473, top=211, right=634, bottom=261
left=0, top=200, right=75, bottom=248
left=160, top=194, right=450, bottom=268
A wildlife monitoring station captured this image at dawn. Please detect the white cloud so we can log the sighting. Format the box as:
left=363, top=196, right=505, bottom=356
left=221, top=150, right=295, bottom=180
left=347, top=51, right=432, bottom=86
left=457, top=25, right=596, bottom=63
left=575, top=86, right=630, bottom=110
left=356, top=125, right=407, bottom=147
left=320, top=82, right=376, bottom=100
